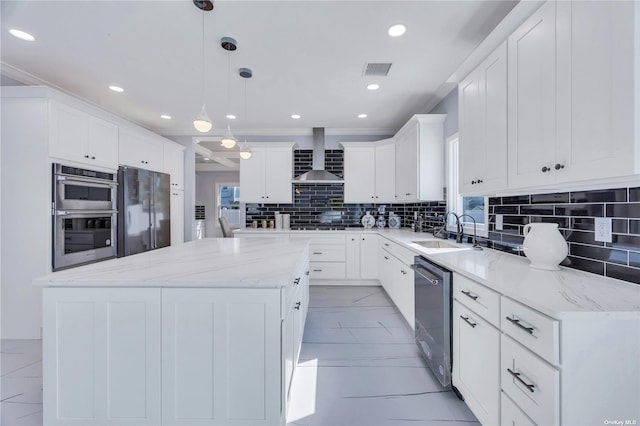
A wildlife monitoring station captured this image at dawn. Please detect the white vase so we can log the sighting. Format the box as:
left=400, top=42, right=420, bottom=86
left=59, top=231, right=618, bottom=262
left=522, top=223, right=568, bottom=270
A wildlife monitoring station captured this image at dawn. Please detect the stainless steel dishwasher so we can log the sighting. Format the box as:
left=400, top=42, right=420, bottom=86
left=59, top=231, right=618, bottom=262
left=412, top=256, right=453, bottom=389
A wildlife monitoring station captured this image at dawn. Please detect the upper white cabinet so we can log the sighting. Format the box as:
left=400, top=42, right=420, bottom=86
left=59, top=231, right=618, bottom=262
left=163, top=143, right=185, bottom=190
left=341, top=140, right=395, bottom=203
left=459, top=41, right=507, bottom=196
left=508, top=0, right=639, bottom=190
left=50, top=101, right=119, bottom=170
left=119, top=127, right=164, bottom=172
left=394, top=115, right=446, bottom=202
left=240, top=143, right=295, bottom=204
left=170, top=189, right=184, bottom=246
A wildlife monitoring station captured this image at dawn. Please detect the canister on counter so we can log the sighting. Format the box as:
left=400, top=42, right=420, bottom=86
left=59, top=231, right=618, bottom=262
left=252, top=220, right=258, bottom=229
left=269, top=220, right=275, bottom=228
left=261, top=219, right=268, bottom=228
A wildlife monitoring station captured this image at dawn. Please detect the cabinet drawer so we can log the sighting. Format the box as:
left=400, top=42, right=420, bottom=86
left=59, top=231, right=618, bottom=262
left=309, top=245, right=345, bottom=262
left=453, top=273, right=500, bottom=327
left=501, top=393, right=536, bottom=426
left=290, top=233, right=345, bottom=245
left=501, top=297, right=559, bottom=365
left=501, top=336, right=559, bottom=426
left=309, top=262, right=345, bottom=279
left=380, top=239, right=414, bottom=265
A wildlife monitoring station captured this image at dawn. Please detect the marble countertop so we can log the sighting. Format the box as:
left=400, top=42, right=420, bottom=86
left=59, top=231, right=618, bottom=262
left=235, top=227, right=640, bottom=319
left=35, top=237, right=308, bottom=288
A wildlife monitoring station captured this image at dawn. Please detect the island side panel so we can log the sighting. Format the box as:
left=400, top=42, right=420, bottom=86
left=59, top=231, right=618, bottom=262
left=161, top=288, right=282, bottom=426
left=43, top=287, right=162, bottom=426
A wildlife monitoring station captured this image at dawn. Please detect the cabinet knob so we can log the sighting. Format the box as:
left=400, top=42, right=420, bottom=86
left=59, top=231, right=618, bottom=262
left=401, top=270, right=407, bottom=275
left=554, top=163, right=565, bottom=170
left=371, top=196, right=375, bottom=199
left=477, top=179, right=483, bottom=183
left=471, top=180, right=476, bottom=185
left=265, top=196, right=269, bottom=199
left=84, top=155, right=90, bottom=159
left=541, top=166, right=551, bottom=173
left=294, top=301, right=301, bottom=310
left=91, top=156, right=95, bottom=160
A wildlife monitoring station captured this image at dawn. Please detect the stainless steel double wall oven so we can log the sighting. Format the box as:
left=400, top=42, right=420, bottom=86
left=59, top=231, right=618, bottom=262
left=52, top=163, right=118, bottom=270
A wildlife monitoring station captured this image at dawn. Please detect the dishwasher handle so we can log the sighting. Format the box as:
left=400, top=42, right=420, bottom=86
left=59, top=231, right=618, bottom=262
left=410, top=263, right=441, bottom=286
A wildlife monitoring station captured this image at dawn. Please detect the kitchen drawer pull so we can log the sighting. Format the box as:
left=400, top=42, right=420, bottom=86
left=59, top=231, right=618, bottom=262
left=313, top=252, right=323, bottom=255
left=384, top=256, right=389, bottom=260
left=506, top=316, right=534, bottom=334
left=294, top=301, right=301, bottom=310
left=305, top=270, right=310, bottom=276
left=293, top=277, right=301, bottom=285
left=460, top=315, right=477, bottom=328
left=400, top=270, right=407, bottom=275
left=461, top=290, right=478, bottom=301
left=507, top=368, right=535, bottom=393
left=313, top=269, right=322, bottom=272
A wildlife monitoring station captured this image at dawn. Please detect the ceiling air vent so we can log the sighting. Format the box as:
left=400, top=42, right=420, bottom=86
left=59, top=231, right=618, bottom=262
left=363, top=62, right=392, bottom=77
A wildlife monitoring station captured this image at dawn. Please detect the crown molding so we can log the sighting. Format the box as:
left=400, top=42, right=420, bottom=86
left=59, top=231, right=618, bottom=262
left=158, top=127, right=396, bottom=138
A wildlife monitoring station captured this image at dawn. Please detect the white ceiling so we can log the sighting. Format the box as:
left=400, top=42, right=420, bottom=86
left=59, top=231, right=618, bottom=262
left=0, top=0, right=517, bottom=138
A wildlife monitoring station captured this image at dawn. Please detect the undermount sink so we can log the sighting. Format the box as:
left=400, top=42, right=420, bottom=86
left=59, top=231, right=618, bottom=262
left=411, top=240, right=462, bottom=249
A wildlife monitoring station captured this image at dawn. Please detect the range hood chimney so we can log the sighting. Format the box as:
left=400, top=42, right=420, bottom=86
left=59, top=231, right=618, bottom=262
left=293, top=128, right=343, bottom=183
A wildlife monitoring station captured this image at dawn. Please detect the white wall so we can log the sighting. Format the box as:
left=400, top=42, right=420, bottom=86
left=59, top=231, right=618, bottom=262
left=196, top=171, right=240, bottom=237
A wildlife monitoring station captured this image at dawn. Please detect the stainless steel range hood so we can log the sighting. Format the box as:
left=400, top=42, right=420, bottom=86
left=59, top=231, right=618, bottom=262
left=293, top=128, right=343, bottom=183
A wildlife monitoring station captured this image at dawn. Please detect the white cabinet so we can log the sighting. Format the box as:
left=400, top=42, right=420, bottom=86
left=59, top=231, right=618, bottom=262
left=394, top=115, right=445, bottom=202
left=240, top=144, right=295, bottom=203
left=43, top=288, right=161, bottom=426
left=345, top=233, right=379, bottom=280
left=459, top=41, right=507, bottom=196
left=50, top=101, right=119, bottom=170
left=119, top=127, right=164, bottom=172
left=508, top=0, right=640, bottom=190
left=163, top=143, right=185, bottom=190
left=452, top=279, right=501, bottom=426
left=378, top=238, right=415, bottom=329
left=290, top=233, right=346, bottom=280
left=170, top=189, right=184, bottom=245
left=341, top=140, right=395, bottom=203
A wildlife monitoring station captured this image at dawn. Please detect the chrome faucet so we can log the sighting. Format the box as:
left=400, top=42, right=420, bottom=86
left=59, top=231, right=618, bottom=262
left=434, top=211, right=463, bottom=242
left=458, top=214, right=483, bottom=250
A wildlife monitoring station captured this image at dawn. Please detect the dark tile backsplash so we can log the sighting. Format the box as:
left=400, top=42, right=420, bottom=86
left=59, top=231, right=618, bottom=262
left=488, top=187, right=640, bottom=285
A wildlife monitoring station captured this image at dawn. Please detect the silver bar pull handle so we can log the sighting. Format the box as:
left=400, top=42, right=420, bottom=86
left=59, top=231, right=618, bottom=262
left=505, top=316, right=534, bottom=335
left=507, top=368, right=535, bottom=393
left=461, top=290, right=478, bottom=301
left=460, top=315, right=477, bottom=328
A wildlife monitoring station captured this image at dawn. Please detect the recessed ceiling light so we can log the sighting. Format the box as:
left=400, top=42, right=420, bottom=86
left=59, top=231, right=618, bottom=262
left=109, top=85, right=124, bottom=93
left=367, top=84, right=380, bottom=91
left=388, top=24, right=406, bottom=37
left=291, top=114, right=301, bottom=119
left=204, top=157, right=210, bottom=161
left=9, top=29, right=35, bottom=42
left=160, top=114, right=172, bottom=120
left=358, top=114, right=368, bottom=118
left=226, top=114, right=236, bottom=120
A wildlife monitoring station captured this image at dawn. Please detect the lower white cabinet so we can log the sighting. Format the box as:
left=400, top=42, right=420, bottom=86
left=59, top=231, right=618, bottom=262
left=452, top=300, right=500, bottom=426
left=43, top=288, right=162, bottom=426
left=345, top=233, right=379, bottom=280
left=378, top=239, right=414, bottom=329
left=501, top=393, right=535, bottom=426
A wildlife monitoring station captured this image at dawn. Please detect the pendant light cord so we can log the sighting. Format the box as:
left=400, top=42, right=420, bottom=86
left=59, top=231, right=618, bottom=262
left=227, top=49, right=231, bottom=116
left=201, top=10, right=205, bottom=105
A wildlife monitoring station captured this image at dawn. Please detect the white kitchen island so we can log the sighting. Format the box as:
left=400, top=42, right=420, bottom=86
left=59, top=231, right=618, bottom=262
left=36, top=237, right=310, bottom=426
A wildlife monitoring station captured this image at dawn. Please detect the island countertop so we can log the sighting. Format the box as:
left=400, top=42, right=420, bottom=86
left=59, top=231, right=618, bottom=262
left=35, top=237, right=307, bottom=288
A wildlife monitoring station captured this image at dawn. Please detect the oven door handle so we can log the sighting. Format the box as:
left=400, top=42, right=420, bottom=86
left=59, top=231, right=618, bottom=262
left=56, top=174, right=118, bottom=187
left=53, top=210, right=117, bottom=216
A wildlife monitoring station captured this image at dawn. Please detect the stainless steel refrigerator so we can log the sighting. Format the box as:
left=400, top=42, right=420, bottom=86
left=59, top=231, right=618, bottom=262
left=117, top=166, right=171, bottom=257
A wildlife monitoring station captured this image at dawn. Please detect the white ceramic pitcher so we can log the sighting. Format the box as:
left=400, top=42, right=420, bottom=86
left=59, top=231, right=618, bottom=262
left=522, top=223, right=568, bottom=270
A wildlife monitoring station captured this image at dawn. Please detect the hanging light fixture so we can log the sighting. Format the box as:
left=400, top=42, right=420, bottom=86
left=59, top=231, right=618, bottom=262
left=239, top=67, right=253, bottom=160
left=193, top=2, right=213, bottom=133
left=220, top=37, right=237, bottom=148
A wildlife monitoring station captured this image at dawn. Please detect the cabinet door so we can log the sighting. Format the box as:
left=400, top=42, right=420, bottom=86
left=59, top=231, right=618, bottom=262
left=50, top=101, right=90, bottom=164
left=88, top=116, right=118, bottom=170
left=161, top=288, right=281, bottom=426
left=379, top=247, right=393, bottom=296
left=395, top=126, right=418, bottom=202
left=452, top=301, right=500, bottom=426
left=555, top=1, right=636, bottom=182
left=345, top=235, right=361, bottom=279
left=164, top=143, right=185, bottom=190
left=459, top=67, right=485, bottom=193
left=119, top=129, right=164, bottom=171
left=264, top=148, right=293, bottom=203
left=359, top=234, right=379, bottom=280
left=396, top=260, right=414, bottom=330
left=344, top=147, right=376, bottom=203
left=43, top=288, right=161, bottom=426
left=375, top=143, right=396, bottom=203
left=240, top=148, right=266, bottom=202
left=507, top=1, right=557, bottom=189
left=170, top=190, right=184, bottom=245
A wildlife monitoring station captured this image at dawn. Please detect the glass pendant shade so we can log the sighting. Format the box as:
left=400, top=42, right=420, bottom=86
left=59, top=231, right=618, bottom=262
left=239, top=140, right=252, bottom=159
left=193, top=105, right=212, bottom=133
left=220, top=124, right=237, bottom=148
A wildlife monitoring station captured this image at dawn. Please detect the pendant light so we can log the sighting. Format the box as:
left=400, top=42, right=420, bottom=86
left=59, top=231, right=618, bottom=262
left=220, top=37, right=237, bottom=148
left=239, top=67, right=253, bottom=160
left=193, top=3, right=213, bottom=133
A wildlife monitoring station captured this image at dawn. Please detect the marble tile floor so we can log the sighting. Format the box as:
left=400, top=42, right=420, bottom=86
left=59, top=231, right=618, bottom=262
left=1, top=339, right=43, bottom=426
left=287, top=285, right=479, bottom=426
left=0, top=286, right=478, bottom=426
